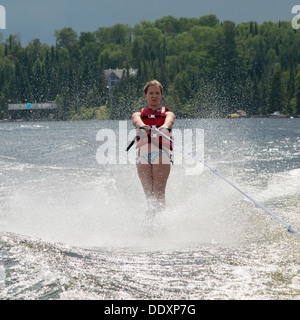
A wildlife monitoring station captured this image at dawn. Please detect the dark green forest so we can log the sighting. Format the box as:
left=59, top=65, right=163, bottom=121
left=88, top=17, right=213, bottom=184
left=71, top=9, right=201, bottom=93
left=1, top=14, right=300, bottom=120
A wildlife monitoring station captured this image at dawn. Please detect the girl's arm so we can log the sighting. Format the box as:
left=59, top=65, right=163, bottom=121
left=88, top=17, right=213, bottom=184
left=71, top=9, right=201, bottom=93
left=159, top=111, right=175, bottom=129
left=132, top=112, right=145, bottom=128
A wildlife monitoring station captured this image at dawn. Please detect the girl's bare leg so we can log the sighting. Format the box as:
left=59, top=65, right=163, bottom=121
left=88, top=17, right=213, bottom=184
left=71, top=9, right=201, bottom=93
left=152, top=163, right=170, bottom=211
left=137, top=143, right=171, bottom=212
left=137, top=162, right=154, bottom=210
left=137, top=161, right=170, bottom=212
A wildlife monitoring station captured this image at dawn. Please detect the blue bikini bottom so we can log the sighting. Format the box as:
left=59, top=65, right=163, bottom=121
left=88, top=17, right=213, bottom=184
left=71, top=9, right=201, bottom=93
left=137, top=151, right=169, bottom=165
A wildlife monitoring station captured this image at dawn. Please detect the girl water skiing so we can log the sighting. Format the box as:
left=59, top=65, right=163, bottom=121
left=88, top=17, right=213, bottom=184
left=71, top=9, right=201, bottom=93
left=132, top=80, right=175, bottom=214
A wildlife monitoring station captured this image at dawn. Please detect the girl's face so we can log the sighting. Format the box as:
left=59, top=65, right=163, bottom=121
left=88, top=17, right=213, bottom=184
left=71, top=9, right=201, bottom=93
left=144, top=85, right=162, bottom=108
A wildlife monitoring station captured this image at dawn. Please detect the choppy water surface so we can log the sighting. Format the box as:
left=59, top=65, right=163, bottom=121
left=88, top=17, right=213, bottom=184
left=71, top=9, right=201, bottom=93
left=0, top=119, right=299, bottom=300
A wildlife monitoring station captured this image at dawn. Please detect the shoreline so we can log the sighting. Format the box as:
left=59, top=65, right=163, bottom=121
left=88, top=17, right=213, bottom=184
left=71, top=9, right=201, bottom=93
left=1, top=115, right=299, bottom=123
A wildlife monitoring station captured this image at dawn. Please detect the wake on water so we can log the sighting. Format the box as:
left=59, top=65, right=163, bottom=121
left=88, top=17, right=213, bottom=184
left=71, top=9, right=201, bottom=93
left=1, top=164, right=232, bottom=248
left=2, top=159, right=300, bottom=249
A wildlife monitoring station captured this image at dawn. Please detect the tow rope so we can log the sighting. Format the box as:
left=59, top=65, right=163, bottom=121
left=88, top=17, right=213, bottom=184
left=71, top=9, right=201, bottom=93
left=133, top=126, right=300, bottom=238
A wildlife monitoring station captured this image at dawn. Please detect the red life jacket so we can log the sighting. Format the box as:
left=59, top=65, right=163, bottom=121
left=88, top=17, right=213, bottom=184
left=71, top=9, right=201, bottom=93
left=136, top=107, right=173, bottom=150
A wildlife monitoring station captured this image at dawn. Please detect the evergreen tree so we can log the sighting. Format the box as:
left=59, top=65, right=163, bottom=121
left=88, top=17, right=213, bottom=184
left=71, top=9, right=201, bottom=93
left=215, top=21, right=243, bottom=114
left=266, top=67, right=286, bottom=114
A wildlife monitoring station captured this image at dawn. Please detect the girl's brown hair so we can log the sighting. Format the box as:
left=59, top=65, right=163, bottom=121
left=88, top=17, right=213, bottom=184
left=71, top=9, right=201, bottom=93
left=143, top=80, right=163, bottom=95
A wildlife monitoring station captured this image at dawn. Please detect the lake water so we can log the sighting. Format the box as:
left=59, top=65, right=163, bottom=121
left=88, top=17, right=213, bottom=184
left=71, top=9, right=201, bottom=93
left=0, top=118, right=299, bottom=300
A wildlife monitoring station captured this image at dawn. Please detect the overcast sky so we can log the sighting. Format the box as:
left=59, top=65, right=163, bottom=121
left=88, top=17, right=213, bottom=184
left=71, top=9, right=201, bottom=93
left=0, top=0, right=298, bottom=46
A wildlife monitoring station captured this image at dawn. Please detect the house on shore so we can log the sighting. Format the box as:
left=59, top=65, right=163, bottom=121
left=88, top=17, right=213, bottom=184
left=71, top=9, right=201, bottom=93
left=104, top=68, right=138, bottom=93
left=8, top=103, right=58, bottom=121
